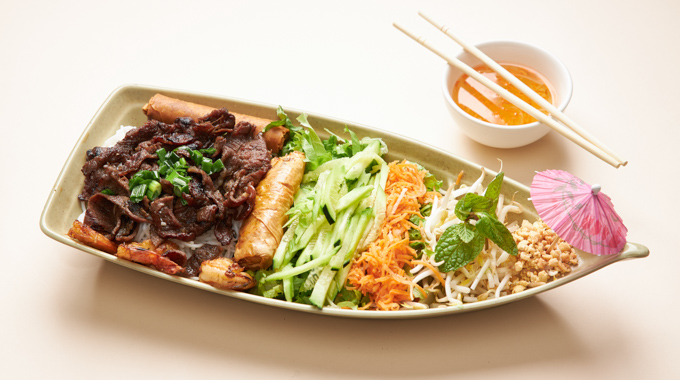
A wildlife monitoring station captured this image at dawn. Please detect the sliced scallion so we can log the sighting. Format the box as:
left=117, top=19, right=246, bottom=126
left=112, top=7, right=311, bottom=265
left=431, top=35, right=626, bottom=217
left=146, top=180, right=162, bottom=200
left=130, top=183, right=147, bottom=203
left=129, top=145, right=225, bottom=204
left=211, top=158, right=224, bottom=173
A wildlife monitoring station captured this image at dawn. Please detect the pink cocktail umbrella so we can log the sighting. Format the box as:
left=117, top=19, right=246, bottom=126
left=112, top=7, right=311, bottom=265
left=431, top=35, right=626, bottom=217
left=530, top=170, right=627, bottom=256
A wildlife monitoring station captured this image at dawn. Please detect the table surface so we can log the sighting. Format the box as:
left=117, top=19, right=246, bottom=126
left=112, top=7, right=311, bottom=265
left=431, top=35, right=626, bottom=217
left=2, top=0, right=677, bottom=378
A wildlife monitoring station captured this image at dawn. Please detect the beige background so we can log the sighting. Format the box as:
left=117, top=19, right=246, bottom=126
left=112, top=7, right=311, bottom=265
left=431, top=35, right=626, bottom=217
left=2, top=0, right=677, bottom=378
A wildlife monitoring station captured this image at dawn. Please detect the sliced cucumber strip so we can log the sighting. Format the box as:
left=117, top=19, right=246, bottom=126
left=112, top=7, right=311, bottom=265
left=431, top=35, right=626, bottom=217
left=335, top=185, right=373, bottom=213
left=309, top=265, right=338, bottom=309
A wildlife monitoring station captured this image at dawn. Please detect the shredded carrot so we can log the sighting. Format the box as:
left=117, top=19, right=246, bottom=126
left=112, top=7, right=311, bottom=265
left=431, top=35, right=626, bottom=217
left=411, top=259, right=446, bottom=286
left=455, top=170, right=465, bottom=187
left=346, top=160, right=439, bottom=310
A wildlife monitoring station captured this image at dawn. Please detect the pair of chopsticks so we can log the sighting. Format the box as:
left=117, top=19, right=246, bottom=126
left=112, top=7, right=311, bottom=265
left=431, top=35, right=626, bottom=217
left=394, top=11, right=627, bottom=168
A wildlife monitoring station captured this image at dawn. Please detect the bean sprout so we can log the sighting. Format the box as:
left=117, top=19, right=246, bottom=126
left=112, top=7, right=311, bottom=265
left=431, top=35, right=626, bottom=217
left=495, top=273, right=511, bottom=299
left=411, top=169, right=525, bottom=308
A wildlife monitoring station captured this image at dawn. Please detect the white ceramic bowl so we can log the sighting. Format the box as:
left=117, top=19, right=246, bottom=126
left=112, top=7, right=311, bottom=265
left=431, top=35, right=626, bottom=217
left=442, top=40, right=573, bottom=148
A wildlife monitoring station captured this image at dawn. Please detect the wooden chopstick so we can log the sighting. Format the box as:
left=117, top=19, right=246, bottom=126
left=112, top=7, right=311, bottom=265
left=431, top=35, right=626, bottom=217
left=393, top=18, right=625, bottom=168
left=418, top=11, right=627, bottom=167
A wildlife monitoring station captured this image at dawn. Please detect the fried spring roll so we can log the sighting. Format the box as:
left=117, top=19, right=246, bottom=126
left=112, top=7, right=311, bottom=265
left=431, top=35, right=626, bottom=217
left=143, top=93, right=215, bottom=124
left=142, top=93, right=289, bottom=154
left=234, top=151, right=306, bottom=270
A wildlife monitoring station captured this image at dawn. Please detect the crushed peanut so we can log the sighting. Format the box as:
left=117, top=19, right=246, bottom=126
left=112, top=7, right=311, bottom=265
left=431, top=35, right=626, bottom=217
left=507, top=220, right=579, bottom=294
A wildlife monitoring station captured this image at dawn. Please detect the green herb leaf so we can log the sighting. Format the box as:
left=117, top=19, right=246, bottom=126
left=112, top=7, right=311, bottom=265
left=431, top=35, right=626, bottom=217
left=423, top=172, right=442, bottom=192
left=451, top=223, right=475, bottom=243
left=264, top=106, right=303, bottom=133
left=420, top=203, right=432, bottom=217
left=297, top=114, right=332, bottom=171
left=475, top=212, right=518, bottom=255
left=251, top=270, right=285, bottom=299
left=344, top=126, right=364, bottom=156
left=434, top=223, right=485, bottom=272
left=484, top=172, right=504, bottom=215
left=454, top=192, right=493, bottom=221
left=414, top=163, right=442, bottom=192
left=323, top=135, right=340, bottom=155
left=408, top=228, right=422, bottom=241
left=334, top=287, right=363, bottom=308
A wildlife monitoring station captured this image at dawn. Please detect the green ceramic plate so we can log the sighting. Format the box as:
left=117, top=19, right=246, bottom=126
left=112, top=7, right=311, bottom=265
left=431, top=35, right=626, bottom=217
left=39, top=84, right=649, bottom=319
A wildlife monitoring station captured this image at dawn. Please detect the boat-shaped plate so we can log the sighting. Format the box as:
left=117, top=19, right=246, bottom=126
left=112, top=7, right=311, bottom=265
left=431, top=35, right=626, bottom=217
left=40, top=84, right=649, bottom=319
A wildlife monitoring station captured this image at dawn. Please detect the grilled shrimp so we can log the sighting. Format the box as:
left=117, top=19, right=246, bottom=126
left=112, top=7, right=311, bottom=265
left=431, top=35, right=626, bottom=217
left=116, top=241, right=184, bottom=275
left=199, top=257, right=255, bottom=290
left=68, top=220, right=118, bottom=254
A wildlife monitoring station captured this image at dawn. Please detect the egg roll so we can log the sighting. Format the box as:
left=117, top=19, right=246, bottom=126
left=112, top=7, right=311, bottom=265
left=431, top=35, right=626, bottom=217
left=234, top=151, right=305, bottom=270
left=142, top=93, right=289, bottom=154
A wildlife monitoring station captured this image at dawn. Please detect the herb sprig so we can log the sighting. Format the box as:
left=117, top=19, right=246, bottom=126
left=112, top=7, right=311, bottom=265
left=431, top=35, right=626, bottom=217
left=434, top=173, right=518, bottom=273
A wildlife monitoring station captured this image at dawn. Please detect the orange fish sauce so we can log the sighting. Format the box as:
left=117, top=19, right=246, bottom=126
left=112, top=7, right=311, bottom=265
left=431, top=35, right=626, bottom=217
left=452, top=63, right=555, bottom=126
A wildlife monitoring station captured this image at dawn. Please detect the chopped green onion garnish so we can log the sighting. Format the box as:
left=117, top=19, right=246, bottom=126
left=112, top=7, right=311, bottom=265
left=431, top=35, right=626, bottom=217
left=147, top=180, right=161, bottom=200
left=157, top=148, right=167, bottom=162
left=200, top=147, right=216, bottom=155
left=165, top=170, right=179, bottom=182
left=201, top=157, right=212, bottom=173
left=129, top=145, right=225, bottom=203
left=171, top=177, right=188, bottom=188
left=211, top=159, right=224, bottom=173
left=130, top=183, right=147, bottom=203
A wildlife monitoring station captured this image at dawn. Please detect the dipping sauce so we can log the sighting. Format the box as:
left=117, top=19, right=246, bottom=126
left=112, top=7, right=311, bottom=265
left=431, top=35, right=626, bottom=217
left=452, top=63, right=555, bottom=126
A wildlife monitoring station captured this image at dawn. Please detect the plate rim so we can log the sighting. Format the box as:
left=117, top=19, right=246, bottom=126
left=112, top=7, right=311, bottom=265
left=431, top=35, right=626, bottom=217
left=39, top=83, right=650, bottom=319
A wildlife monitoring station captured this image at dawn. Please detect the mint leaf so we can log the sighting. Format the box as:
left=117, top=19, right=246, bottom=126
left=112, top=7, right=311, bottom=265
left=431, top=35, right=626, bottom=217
left=433, top=171, right=517, bottom=272
left=483, top=172, right=504, bottom=215
left=434, top=223, right=485, bottom=272
left=475, top=212, right=518, bottom=255
left=454, top=223, right=476, bottom=243
left=454, top=193, right=493, bottom=221
left=484, top=172, right=504, bottom=200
